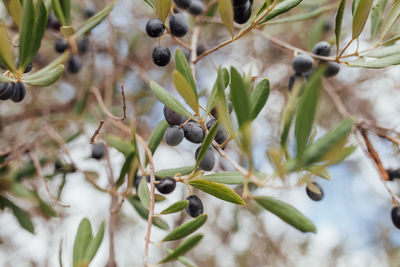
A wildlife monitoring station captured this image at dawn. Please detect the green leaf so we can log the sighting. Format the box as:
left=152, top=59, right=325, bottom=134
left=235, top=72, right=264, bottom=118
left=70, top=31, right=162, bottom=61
left=82, top=221, right=105, bottom=263
left=254, top=196, right=316, bottom=233
left=143, top=0, right=155, bottom=9
left=147, top=120, right=169, bottom=155
left=268, top=5, right=335, bottom=24
left=214, top=68, right=233, bottom=134
left=23, top=52, right=68, bottom=80
left=380, top=34, right=400, bottom=45
left=127, top=196, right=169, bottom=230
left=23, top=65, right=64, bottom=86
left=60, top=0, right=71, bottom=25
left=116, top=152, right=136, bottom=186
left=104, top=135, right=135, bottom=156
left=362, top=43, right=400, bottom=57
left=280, top=81, right=302, bottom=147
left=175, top=49, right=197, bottom=97
left=73, top=218, right=92, bottom=267
left=138, top=176, right=150, bottom=210
left=294, top=69, right=322, bottom=156
left=202, top=171, right=265, bottom=184
left=0, top=24, right=16, bottom=71
left=379, top=0, right=400, bottom=41
left=159, top=234, right=204, bottom=263
left=51, top=0, right=66, bottom=25
left=300, top=118, right=354, bottom=167
left=257, top=0, right=303, bottom=25
left=249, top=79, right=270, bottom=121
left=160, top=200, right=189, bottom=215
left=335, top=0, right=346, bottom=53
left=0, top=74, right=13, bottom=83
left=370, top=0, right=388, bottom=40
left=195, top=121, right=219, bottom=169
left=162, top=214, right=207, bottom=242
left=326, top=145, right=357, bottom=165
left=188, top=179, right=245, bottom=205
left=174, top=70, right=199, bottom=113
left=155, top=166, right=195, bottom=178
left=155, top=0, right=171, bottom=23
left=72, top=2, right=116, bottom=39
left=306, top=165, right=332, bottom=180
left=219, top=0, right=234, bottom=38
left=150, top=81, right=195, bottom=120
left=230, top=67, right=250, bottom=127
left=9, top=0, right=22, bottom=27
left=352, top=0, right=374, bottom=39
left=0, top=195, right=34, bottom=233
left=19, top=0, right=48, bottom=71
left=350, top=53, right=400, bottom=68
left=206, top=68, right=229, bottom=113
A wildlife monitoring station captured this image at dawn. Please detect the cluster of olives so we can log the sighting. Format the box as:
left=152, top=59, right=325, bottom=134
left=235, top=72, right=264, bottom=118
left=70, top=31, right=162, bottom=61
left=288, top=41, right=340, bottom=91
left=146, top=0, right=207, bottom=67
left=233, top=0, right=253, bottom=24
left=163, top=105, right=231, bottom=172
left=0, top=62, right=32, bottom=103
left=54, top=36, right=89, bottom=74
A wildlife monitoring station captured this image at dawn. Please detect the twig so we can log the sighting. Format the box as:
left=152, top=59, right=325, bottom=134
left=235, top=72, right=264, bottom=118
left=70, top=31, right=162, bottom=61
left=91, top=87, right=126, bottom=121
left=90, top=120, right=105, bottom=144
left=29, top=150, right=70, bottom=208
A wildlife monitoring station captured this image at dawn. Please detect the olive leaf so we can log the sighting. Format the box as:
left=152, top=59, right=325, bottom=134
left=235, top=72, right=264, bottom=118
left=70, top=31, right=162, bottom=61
left=51, top=0, right=70, bottom=25
left=9, top=0, right=22, bottom=27
left=267, top=5, right=335, bottom=24
left=352, top=0, right=373, bottom=39
left=155, top=0, right=171, bottom=23
left=23, top=65, right=64, bottom=86
left=195, top=121, right=219, bottom=169
left=254, top=196, right=316, bottom=233
left=127, top=196, right=169, bottom=230
left=174, top=70, right=199, bottom=113
left=257, top=0, right=303, bottom=25
left=219, top=0, right=234, bottom=38
left=202, top=171, right=265, bottom=184
left=155, top=166, right=195, bottom=178
left=104, top=135, right=135, bottom=156
left=147, top=120, right=169, bottom=155
left=379, top=0, right=400, bottom=41
left=335, top=0, right=346, bottom=53
left=0, top=195, right=35, bottom=233
left=188, top=179, right=245, bottom=205
left=162, top=214, right=207, bottom=241
left=159, top=234, right=204, bottom=263
left=116, top=152, right=136, bottom=186
left=138, top=177, right=151, bottom=210
left=175, top=49, right=197, bottom=97
left=350, top=53, right=400, bottom=68
left=230, top=67, right=250, bottom=128
left=0, top=24, right=16, bottom=71
left=363, top=43, right=400, bottom=58
left=249, top=79, right=270, bottom=121
left=370, top=0, right=388, bottom=40
left=160, top=200, right=189, bottom=215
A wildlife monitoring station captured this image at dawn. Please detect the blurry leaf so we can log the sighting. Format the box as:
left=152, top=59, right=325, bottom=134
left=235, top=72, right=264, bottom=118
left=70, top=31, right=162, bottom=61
left=325, top=145, right=357, bottom=165
left=352, top=0, right=373, bottom=39
left=249, top=79, right=270, bottom=121
left=0, top=74, right=13, bottom=83
left=0, top=195, right=34, bottom=233
left=268, top=5, right=335, bottom=24
left=52, top=0, right=66, bottom=25
left=143, top=0, right=155, bottom=9
left=363, top=43, right=400, bottom=57
left=370, top=0, right=388, bottom=40
left=295, top=69, right=322, bottom=156
left=155, top=0, right=171, bottom=23
left=350, top=53, right=400, bottom=68
left=188, top=179, right=245, bottom=205
left=155, top=194, right=167, bottom=202
left=280, top=82, right=302, bottom=147
left=36, top=194, right=57, bottom=217
left=82, top=221, right=105, bottom=263
left=202, top=172, right=244, bottom=184
left=300, top=118, right=354, bottom=167
left=12, top=158, right=48, bottom=181
left=267, top=146, right=285, bottom=177
left=9, top=0, right=22, bottom=27
left=0, top=24, right=16, bottom=71
left=308, top=15, right=328, bottom=50
left=379, top=0, right=400, bottom=41
left=174, top=70, right=199, bottom=113
left=116, top=152, right=136, bottom=186
left=73, top=218, right=92, bottom=267
left=335, top=0, right=346, bottom=52
left=105, top=135, right=134, bottom=156
left=82, top=171, right=99, bottom=180
left=127, top=196, right=169, bottom=230
left=195, top=121, right=219, bottom=169
left=150, top=81, right=195, bottom=120
left=175, top=49, right=197, bottom=98
left=230, top=67, right=250, bottom=127
left=19, top=0, right=48, bottom=71
left=60, top=25, right=75, bottom=37
left=257, top=0, right=303, bottom=25
left=215, top=68, right=233, bottom=135
left=206, top=68, right=227, bottom=112
left=23, top=52, right=68, bottom=80
left=155, top=166, right=195, bottom=178
left=254, top=196, right=316, bottom=233
left=23, top=65, right=64, bottom=86
left=162, top=214, right=207, bottom=242
left=147, top=119, right=169, bottom=155
left=159, top=234, right=203, bottom=263
left=219, top=0, right=234, bottom=38
left=306, top=165, right=332, bottom=180
left=380, top=34, right=400, bottom=45
left=161, top=200, right=189, bottom=215
left=138, top=177, right=150, bottom=210
left=72, top=2, right=116, bottom=39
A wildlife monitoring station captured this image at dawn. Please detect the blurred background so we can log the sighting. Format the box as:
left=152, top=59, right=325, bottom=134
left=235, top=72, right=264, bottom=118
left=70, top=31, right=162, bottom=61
left=1, top=0, right=400, bottom=266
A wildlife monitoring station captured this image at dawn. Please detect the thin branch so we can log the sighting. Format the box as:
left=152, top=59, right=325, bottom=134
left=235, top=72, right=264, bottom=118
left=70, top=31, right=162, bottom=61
left=90, top=120, right=105, bottom=144
left=29, top=150, right=70, bottom=208
left=91, top=87, right=126, bottom=121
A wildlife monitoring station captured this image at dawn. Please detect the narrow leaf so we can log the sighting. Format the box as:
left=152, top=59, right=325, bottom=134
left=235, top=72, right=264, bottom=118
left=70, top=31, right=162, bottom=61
left=162, top=214, right=207, bottom=242
left=254, top=196, right=316, bottom=233
left=370, top=0, right=388, bottom=40
left=335, top=0, right=346, bottom=53
left=138, top=177, right=151, bottom=210
left=73, top=218, right=93, bottom=267
left=174, top=70, right=199, bottom=113
left=188, top=179, right=245, bottom=205
left=219, top=0, right=234, bottom=38
left=175, top=49, right=197, bottom=97
left=147, top=120, right=169, bottom=155
left=51, top=0, right=67, bottom=25
left=104, top=135, right=135, bottom=156
left=362, top=43, right=400, bottom=57
left=160, top=200, right=189, bottom=215
left=352, top=0, right=374, bottom=39
left=0, top=195, right=34, bottom=233
left=268, top=5, right=335, bottom=24
left=9, top=0, right=22, bottom=27
left=249, top=79, right=270, bottom=121
left=116, top=152, right=136, bottom=186
left=0, top=24, right=16, bottom=71
left=257, top=0, right=303, bottom=25
left=379, top=0, right=400, bottom=41
left=155, top=165, right=195, bottom=178
left=23, top=65, right=64, bottom=86
left=155, top=0, right=171, bottom=23
left=230, top=67, right=250, bottom=127
left=82, top=221, right=105, bottom=263
left=127, top=197, right=169, bottom=230
left=195, top=121, right=219, bottom=169
left=159, top=234, right=204, bottom=263
left=350, top=53, right=400, bottom=68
